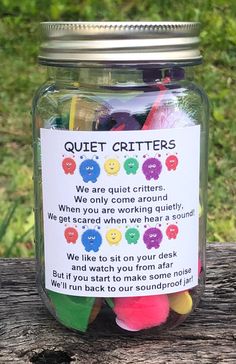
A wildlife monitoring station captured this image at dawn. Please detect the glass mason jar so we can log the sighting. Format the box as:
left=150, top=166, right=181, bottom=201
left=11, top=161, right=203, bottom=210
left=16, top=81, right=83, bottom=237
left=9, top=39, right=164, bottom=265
left=32, top=22, right=209, bottom=333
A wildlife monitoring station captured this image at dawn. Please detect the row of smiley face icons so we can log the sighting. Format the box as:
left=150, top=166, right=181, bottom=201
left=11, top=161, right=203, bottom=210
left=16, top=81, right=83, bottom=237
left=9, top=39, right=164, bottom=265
left=64, top=225, right=179, bottom=252
left=62, top=155, right=179, bottom=182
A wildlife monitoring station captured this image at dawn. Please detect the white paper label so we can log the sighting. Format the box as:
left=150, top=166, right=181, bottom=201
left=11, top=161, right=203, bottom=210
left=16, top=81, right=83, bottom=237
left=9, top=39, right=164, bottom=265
left=41, top=126, right=200, bottom=297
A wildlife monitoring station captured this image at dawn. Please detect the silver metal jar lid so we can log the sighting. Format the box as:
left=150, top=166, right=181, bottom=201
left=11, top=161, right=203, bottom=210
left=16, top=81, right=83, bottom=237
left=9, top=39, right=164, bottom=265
left=39, top=21, right=202, bottom=65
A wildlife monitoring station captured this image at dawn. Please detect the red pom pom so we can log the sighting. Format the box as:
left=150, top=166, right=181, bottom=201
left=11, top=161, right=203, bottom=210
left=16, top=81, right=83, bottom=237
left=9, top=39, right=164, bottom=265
left=113, top=295, right=169, bottom=331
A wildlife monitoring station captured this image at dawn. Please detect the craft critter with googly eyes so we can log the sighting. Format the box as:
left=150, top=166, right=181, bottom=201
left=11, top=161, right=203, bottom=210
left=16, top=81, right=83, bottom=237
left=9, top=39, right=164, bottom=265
left=142, top=156, right=162, bottom=180
left=81, top=228, right=102, bottom=252
left=106, top=228, right=122, bottom=246
left=64, top=226, right=78, bottom=244
left=79, top=156, right=100, bottom=183
left=124, top=157, right=139, bottom=175
left=125, top=227, right=140, bottom=244
left=166, top=224, right=179, bottom=239
left=165, top=154, right=178, bottom=171
left=104, top=158, right=120, bottom=176
left=143, top=227, right=163, bottom=249
left=62, top=156, right=76, bottom=175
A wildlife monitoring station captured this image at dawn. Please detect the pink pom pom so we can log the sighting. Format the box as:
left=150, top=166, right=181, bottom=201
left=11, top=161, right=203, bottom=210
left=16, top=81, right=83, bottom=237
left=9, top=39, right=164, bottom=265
left=113, top=295, right=170, bottom=331
left=198, top=258, right=202, bottom=275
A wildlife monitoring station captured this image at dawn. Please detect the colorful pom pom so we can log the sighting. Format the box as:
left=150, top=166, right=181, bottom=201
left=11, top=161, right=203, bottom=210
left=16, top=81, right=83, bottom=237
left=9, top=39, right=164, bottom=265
left=168, top=291, right=193, bottom=315
left=113, top=295, right=170, bottom=331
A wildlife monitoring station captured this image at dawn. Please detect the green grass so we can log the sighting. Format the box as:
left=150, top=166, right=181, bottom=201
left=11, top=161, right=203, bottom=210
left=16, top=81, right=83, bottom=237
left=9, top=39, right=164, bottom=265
left=0, top=0, right=235, bottom=257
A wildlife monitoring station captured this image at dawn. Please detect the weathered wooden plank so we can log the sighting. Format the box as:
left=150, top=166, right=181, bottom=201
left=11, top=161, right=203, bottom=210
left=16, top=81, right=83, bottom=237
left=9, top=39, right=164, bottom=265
left=0, top=243, right=235, bottom=364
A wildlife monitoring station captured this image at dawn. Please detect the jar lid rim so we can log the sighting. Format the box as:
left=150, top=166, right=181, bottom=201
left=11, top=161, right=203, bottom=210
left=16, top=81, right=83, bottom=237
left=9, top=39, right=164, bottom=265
left=40, top=21, right=200, bottom=31
left=38, top=21, right=202, bottom=64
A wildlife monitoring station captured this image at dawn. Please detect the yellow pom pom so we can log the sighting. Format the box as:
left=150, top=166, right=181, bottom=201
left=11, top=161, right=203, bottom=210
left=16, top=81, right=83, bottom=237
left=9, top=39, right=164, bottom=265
left=168, top=291, right=193, bottom=315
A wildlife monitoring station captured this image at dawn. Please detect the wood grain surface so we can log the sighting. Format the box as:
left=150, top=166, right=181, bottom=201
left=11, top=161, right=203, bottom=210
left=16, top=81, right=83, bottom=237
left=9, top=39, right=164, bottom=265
left=0, top=243, right=235, bottom=364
